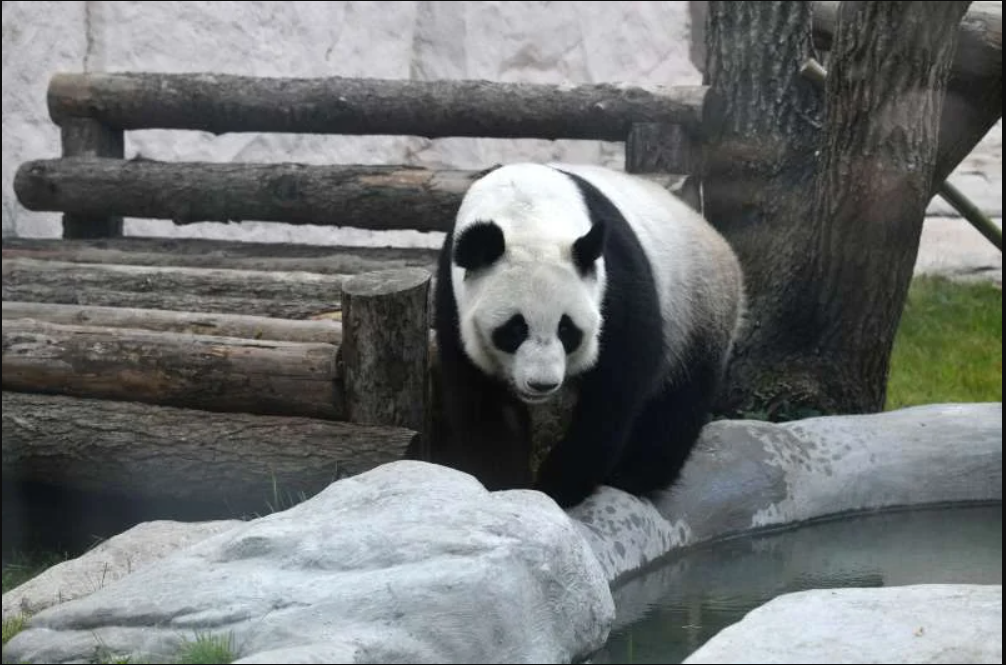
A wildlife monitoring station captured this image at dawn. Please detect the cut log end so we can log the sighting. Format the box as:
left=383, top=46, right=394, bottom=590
left=343, top=268, right=434, bottom=298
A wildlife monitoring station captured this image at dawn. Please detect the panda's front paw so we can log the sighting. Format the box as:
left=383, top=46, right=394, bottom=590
left=534, top=456, right=597, bottom=509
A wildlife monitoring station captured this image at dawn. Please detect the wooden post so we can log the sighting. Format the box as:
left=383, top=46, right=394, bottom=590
left=625, top=122, right=702, bottom=210
left=341, top=268, right=432, bottom=459
left=625, top=122, right=697, bottom=175
left=58, top=119, right=124, bottom=238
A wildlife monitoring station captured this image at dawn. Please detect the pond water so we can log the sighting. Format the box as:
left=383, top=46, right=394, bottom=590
left=589, top=503, right=1002, bottom=664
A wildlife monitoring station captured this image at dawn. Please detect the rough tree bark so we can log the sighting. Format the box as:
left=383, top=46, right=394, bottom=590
left=2, top=391, right=415, bottom=504
left=47, top=72, right=704, bottom=140
left=2, top=319, right=343, bottom=420
left=2, top=258, right=346, bottom=319
left=705, top=1, right=974, bottom=418
left=2, top=236, right=440, bottom=275
left=2, top=301, right=343, bottom=345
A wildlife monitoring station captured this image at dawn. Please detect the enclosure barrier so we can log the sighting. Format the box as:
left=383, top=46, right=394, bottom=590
left=15, top=72, right=704, bottom=239
left=4, top=1, right=1000, bottom=507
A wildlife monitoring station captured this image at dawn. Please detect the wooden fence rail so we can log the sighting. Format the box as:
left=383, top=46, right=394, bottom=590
left=48, top=72, right=706, bottom=140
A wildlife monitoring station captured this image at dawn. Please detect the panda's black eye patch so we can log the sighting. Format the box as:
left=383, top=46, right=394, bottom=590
left=492, top=314, right=528, bottom=354
left=558, top=315, right=582, bottom=354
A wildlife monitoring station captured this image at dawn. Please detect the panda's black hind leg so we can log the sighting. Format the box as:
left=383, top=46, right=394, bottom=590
left=605, top=360, right=720, bottom=499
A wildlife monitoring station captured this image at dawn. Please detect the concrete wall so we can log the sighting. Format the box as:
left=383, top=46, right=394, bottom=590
left=2, top=0, right=698, bottom=245
left=2, top=1, right=1000, bottom=247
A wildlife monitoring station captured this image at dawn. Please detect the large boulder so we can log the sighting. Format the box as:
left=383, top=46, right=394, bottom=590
left=1, top=519, right=241, bottom=620
left=3, top=403, right=1000, bottom=663
left=3, top=461, right=614, bottom=664
left=573, top=403, right=1002, bottom=582
left=685, top=584, right=1003, bottom=664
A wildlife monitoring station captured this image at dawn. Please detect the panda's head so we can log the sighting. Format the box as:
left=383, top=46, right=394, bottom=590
left=449, top=164, right=607, bottom=404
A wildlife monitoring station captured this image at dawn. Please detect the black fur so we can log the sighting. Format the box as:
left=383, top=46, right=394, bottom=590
left=571, top=219, right=606, bottom=275
left=432, top=228, right=534, bottom=490
left=454, top=221, right=505, bottom=272
left=432, top=168, right=723, bottom=509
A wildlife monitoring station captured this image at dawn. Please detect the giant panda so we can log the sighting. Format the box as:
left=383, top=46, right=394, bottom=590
left=432, top=162, right=745, bottom=509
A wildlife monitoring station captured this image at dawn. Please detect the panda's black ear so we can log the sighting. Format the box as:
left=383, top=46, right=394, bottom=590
left=454, top=221, right=505, bottom=271
left=572, top=221, right=606, bottom=275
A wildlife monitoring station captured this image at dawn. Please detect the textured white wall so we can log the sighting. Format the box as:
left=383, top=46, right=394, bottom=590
left=1, top=1, right=699, bottom=244
left=2, top=1, right=999, bottom=247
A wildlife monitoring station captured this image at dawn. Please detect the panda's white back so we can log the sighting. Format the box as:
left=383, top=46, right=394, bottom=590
left=547, top=162, right=742, bottom=373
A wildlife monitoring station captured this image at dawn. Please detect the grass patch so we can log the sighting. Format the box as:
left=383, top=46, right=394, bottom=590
left=175, top=633, right=236, bottom=665
left=887, top=276, right=1002, bottom=410
left=2, top=614, right=27, bottom=648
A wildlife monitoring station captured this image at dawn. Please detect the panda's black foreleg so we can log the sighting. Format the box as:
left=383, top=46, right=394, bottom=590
left=533, top=371, right=646, bottom=509
left=432, top=342, right=535, bottom=491
left=606, top=357, right=720, bottom=498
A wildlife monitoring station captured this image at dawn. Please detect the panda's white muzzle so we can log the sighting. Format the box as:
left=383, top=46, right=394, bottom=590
left=512, top=339, right=565, bottom=404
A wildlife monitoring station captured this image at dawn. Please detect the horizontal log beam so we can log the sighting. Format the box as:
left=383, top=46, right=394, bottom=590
left=2, top=257, right=346, bottom=319
left=15, top=159, right=476, bottom=232
left=47, top=72, right=705, bottom=140
left=2, top=391, right=414, bottom=504
left=2, top=301, right=343, bottom=345
left=2, top=319, right=343, bottom=420
left=1, top=236, right=440, bottom=275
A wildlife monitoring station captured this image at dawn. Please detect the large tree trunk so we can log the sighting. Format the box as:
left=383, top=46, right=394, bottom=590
left=705, top=1, right=973, bottom=419
left=702, top=1, right=824, bottom=419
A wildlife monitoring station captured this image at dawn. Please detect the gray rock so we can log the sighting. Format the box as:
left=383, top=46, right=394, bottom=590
left=3, top=404, right=1000, bottom=663
left=573, top=403, right=1002, bottom=582
left=1, top=519, right=241, bottom=620
left=684, top=584, right=1003, bottom=664
left=2, top=461, right=614, bottom=665
left=915, top=217, right=1002, bottom=285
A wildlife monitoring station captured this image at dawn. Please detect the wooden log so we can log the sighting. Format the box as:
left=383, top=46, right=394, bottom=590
left=1, top=236, right=440, bottom=275
left=47, top=72, right=706, bottom=140
left=342, top=269, right=432, bottom=457
left=625, top=122, right=697, bottom=175
left=2, top=258, right=345, bottom=319
left=2, top=319, right=343, bottom=420
left=2, top=301, right=343, bottom=345
left=15, top=159, right=477, bottom=232
left=2, top=391, right=414, bottom=504
left=59, top=118, right=124, bottom=238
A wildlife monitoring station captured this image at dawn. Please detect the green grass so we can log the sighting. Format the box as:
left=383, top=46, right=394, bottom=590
left=887, top=276, right=1002, bottom=410
left=2, top=615, right=27, bottom=649
left=174, top=633, right=236, bottom=665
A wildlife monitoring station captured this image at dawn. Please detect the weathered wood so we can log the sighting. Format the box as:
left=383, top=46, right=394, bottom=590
left=813, top=1, right=1000, bottom=80
left=2, top=301, right=343, bottom=345
left=342, top=269, right=432, bottom=457
left=47, top=72, right=706, bottom=140
left=2, top=319, right=343, bottom=419
left=814, top=1, right=1002, bottom=192
left=1, top=236, right=440, bottom=275
left=705, top=0, right=972, bottom=418
left=59, top=118, right=124, bottom=238
left=2, top=258, right=345, bottom=318
left=801, top=57, right=1002, bottom=253
left=2, top=391, right=414, bottom=504
left=625, top=122, right=697, bottom=174
left=15, top=159, right=478, bottom=232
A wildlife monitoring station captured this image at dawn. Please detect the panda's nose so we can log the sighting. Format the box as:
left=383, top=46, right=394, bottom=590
left=528, top=380, right=560, bottom=394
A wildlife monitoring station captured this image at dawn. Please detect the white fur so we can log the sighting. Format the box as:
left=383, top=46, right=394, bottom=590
left=547, top=162, right=745, bottom=377
left=450, top=162, right=744, bottom=399
left=452, top=165, right=607, bottom=395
